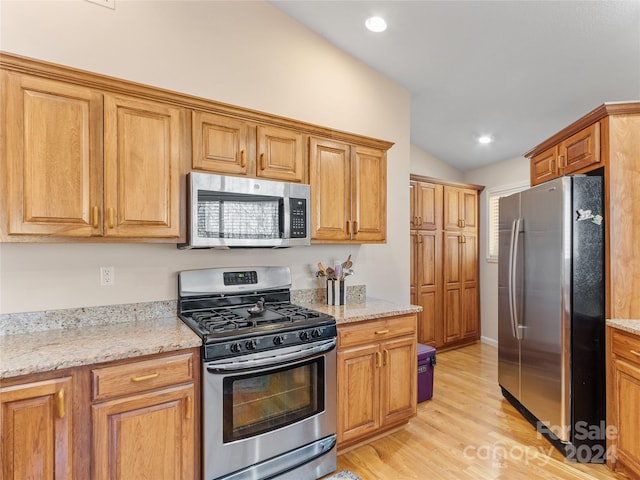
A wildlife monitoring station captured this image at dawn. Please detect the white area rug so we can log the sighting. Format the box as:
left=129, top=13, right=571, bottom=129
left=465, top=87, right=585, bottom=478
left=323, top=470, right=362, bottom=480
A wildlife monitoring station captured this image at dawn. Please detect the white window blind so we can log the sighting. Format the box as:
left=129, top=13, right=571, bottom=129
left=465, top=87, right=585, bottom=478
left=485, top=181, right=529, bottom=262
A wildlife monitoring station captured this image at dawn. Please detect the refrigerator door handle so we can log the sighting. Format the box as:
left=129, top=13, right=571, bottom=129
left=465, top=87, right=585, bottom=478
left=509, top=218, right=523, bottom=340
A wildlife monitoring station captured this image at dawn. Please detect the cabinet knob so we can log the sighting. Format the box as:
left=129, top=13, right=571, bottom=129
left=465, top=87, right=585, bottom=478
left=346, top=220, right=351, bottom=235
left=260, top=153, right=265, bottom=170
left=353, top=220, right=359, bottom=235
left=376, top=351, right=382, bottom=368
left=240, top=150, right=246, bottom=168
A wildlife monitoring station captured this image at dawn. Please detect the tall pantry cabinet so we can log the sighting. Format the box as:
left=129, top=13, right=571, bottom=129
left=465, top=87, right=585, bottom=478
left=410, top=175, right=484, bottom=350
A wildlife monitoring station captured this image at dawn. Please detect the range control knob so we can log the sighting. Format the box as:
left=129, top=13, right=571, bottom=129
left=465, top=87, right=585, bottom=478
left=245, top=339, right=257, bottom=350
left=299, top=330, right=310, bottom=341
left=273, top=335, right=284, bottom=346
left=230, top=342, right=242, bottom=353
left=311, top=328, right=322, bottom=338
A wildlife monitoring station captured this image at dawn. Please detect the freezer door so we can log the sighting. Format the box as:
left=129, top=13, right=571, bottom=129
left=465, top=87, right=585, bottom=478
left=498, top=192, right=522, bottom=398
left=519, top=177, right=571, bottom=441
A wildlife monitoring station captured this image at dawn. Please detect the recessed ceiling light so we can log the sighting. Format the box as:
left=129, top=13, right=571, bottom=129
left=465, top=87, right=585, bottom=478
left=478, top=135, right=493, bottom=145
left=365, top=16, right=387, bottom=33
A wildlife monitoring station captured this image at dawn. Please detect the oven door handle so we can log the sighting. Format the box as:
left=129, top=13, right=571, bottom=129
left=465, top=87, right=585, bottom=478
left=206, top=338, right=336, bottom=372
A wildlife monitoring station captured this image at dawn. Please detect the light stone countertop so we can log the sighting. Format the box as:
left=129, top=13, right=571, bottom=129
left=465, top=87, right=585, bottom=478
left=607, top=319, right=640, bottom=337
left=0, top=316, right=201, bottom=379
left=302, top=298, right=422, bottom=324
left=0, top=295, right=419, bottom=380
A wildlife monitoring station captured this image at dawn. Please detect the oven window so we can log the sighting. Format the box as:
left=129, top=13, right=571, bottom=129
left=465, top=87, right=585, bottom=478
left=222, top=358, right=324, bottom=443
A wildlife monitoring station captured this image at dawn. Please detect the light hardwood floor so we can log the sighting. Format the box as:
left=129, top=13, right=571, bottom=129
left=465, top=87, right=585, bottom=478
left=336, top=342, right=627, bottom=480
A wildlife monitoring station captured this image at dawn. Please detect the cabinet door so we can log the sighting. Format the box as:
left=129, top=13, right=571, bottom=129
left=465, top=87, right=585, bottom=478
left=414, top=181, right=442, bottom=230
left=104, top=95, right=183, bottom=238
left=3, top=72, right=103, bottom=237
left=256, top=125, right=304, bottom=182
left=1, top=376, right=73, bottom=480
left=530, top=146, right=560, bottom=186
left=192, top=111, right=248, bottom=175
left=379, top=337, right=417, bottom=427
left=461, top=232, right=479, bottom=339
left=309, top=138, right=351, bottom=241
left=337, top=344, right=380, bottom=444
left=415, top=230, right=440, bottom=346
left=92, top=384, right=195, bottom=480
left=443, top=233, right=462, bottom=344
left=612, top=358, right=640, bottom=476
left=560, top=123, right=601, bottom=175
left=352, top=146, right=386, bottom=242
left=444, top=186, right=477, bottom=230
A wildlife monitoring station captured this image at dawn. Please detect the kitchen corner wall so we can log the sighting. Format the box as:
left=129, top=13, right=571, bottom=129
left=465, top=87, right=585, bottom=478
left=0, top=0, right=411, bottom=314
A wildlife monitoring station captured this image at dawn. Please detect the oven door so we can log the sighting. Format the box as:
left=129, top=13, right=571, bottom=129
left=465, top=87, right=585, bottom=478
left=203, top=339, right=337, bottom=480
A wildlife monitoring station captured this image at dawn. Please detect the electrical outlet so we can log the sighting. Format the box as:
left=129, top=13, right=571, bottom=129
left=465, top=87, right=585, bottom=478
left=100, top=267, right=115, bottom=286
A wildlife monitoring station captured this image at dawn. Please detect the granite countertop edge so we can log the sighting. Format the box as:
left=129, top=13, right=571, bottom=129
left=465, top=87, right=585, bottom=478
left=0, top=316, right=201, bottom=380
left=1, top=297, right=420, bottom=380
left=606, top=319, right=640, bottom=337
left=301, top=297, right=422, bottom=324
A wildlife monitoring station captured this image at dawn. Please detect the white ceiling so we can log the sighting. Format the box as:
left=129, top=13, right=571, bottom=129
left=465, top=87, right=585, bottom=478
left=269, top=1, right=640, bottom=171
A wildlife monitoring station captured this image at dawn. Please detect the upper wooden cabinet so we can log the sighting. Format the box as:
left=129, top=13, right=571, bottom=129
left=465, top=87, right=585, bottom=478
left=525, top=102, right=640, bottom=319
left=410, top=180, right=442, bottom=230
left=192, top=111, right=249, bottom=175
left=443, top=185, right=478, bottom=231
left=256, top=125, right=304, bottom=182
left=2, top=72, right=104, bottom=237
left=1, top=375, right=73, bottom=480
left=530, top=122, right=601, bottom=186
left=191, top=113, right=305, bottom=182
left=103, top=94, right=182, bottom=238
left=1, top=52, right=393, bottom=243
left=1, top=71, right=183, bottom=240
left=530, top=146, right=560, bottom=186
left=309, top=138, right=386, bottom=243
left=559, top=122, right=600, bottom=175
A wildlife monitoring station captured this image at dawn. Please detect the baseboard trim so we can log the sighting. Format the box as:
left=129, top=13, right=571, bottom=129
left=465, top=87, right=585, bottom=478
left=480, top=336, right=498, bottom=347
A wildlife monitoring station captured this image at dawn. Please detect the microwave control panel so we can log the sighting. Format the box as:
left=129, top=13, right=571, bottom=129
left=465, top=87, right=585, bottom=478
left=290, top=198, right=307, bottom=238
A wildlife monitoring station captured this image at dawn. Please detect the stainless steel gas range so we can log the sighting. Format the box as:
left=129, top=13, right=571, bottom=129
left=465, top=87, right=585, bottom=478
left=178, top=266, right=337, bottom=480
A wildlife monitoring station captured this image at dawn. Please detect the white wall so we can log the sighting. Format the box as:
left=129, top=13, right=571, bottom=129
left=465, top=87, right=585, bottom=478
left=463, top=156, right=530, bottom=344
left=410, top=144, right=463, bottom=182
left=0, top=0, right=411, bottom=314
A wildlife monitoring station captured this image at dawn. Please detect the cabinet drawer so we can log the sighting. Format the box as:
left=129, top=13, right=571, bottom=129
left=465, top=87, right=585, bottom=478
left=338, top=315, right=416, bottom=349
left=92, top=352, right=194, bottom=401
left=612, top=329, right=640, bottom=366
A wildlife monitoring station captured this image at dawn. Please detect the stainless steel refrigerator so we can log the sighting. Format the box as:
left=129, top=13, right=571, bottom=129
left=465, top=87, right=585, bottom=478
left=498, top=175, right=606, bottom=462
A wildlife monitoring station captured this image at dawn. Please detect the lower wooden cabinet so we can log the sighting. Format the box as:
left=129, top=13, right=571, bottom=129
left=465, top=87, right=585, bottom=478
left=90, top=352, right=197, bottom=480
left=92, top=385, right=195, bottom=480
left=0, top=376, right=73, bottom=480
left=0, top=349, right=199, bottom=480
left=607, top=327, right=640, bottom=478
left=337, top=314, right=417, bottom=449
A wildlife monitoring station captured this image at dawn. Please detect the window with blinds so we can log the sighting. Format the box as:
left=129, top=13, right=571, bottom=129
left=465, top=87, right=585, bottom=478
left=485, top=181, right=529, bottom=262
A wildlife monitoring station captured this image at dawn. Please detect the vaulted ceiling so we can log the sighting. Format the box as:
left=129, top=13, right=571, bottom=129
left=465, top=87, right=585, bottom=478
left=270, top=1, right=640, bottom=171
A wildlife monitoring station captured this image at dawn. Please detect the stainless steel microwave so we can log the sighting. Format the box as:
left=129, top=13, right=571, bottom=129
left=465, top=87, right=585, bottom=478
left=179, top=172, right=311, bottom=249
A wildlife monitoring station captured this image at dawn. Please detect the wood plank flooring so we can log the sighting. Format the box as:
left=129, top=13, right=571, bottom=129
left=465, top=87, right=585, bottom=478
left=336, top=342, right=628, bottom=480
